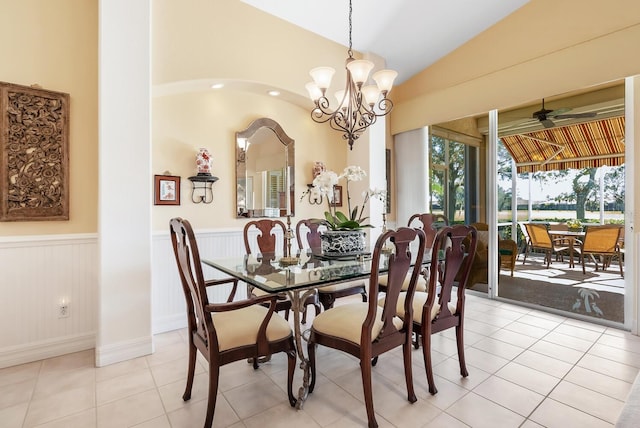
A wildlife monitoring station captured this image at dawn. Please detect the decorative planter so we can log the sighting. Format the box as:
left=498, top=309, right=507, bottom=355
left=320, top=230, right=366, bottom=256
left=568, top=227, right=583, bottom=233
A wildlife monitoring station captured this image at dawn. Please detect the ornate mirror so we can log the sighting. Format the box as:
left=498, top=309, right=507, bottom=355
left=236, top=118, right=295, bottom=218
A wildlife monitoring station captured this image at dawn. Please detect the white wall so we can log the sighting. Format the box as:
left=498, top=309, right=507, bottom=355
left=394, top=128, right=429, bottom=225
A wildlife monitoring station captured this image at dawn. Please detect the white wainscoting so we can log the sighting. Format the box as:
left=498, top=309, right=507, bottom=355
left=0, top=226, right=294, bottom=367
left=152, top=227, right=291, bottom=334
left=0, top=234, right=98, bottom=369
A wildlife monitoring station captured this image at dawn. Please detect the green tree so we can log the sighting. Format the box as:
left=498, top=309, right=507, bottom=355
left=430, top=136, right=466, bottom=223
left=604, top=165, right=625, bottom=212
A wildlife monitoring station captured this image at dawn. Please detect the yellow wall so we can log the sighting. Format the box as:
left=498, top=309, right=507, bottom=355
left=0, top=0, right=98, bottom=236
left=392, top=0, right=640, bottom=133
left=152, top=90, right=345, bottom=231
left=3, top=0, right=640, bottom=236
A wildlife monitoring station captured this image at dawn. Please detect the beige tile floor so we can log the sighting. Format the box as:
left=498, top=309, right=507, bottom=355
left=2, top=293, right=640, bottom=427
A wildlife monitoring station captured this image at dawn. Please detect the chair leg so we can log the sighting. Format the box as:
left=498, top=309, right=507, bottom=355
left=403, top=339, right=417, bottom=404
left=359, top=354, right=378, bottom=428
left=182, top=340, right=197, bottom=401
left=456, top=323, right=468, bottom=378
left=286, top=348, right=297, bottom=407
left=301, top=306, right=308, bottom=324
left=307, top=342, right=317, bottom=393
left=361, top=288, right=368, bottom=303
left=618, top=253, right=624, bottom=278
left=422, top=331, right=438, bottom=395
left=413, top=331, right=421, bottom=349
left=204, top=365, right=219, bottom=428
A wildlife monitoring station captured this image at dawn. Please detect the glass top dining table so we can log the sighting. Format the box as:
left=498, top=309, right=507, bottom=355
left=201, top=248, right=433, bottom=409
left=201, top=250, right=382, bottom=294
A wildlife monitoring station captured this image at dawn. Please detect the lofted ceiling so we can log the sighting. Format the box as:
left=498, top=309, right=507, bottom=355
left=240, top=0, right=530, bottom=84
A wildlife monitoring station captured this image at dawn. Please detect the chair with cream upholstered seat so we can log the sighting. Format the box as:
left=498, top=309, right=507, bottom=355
left=244, top=219, right=321, bottom=323
left=307, top=227, right=427, bottom=428
left=378, top=213, right=447, bottom=294
left=390, top=225, right=477, bottom=395
left=170, top=217, right=296, bottom=428
left=296, top=218, right=367, bottom=310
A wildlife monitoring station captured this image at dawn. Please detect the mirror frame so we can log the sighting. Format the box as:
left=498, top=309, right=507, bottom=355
left=236, top=118, right=295, bottom=218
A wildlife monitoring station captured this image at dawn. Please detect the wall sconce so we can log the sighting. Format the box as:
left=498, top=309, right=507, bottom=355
left=188, top=174, right=218, bottom=203
left=305, top=184, right=323, bottom=205
left=188, top=148, right=218, bottom=204
left=304, top=161, right=326, bottom=205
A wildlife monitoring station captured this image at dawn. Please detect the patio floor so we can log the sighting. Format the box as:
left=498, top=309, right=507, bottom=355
left=469, top=252, right=625, bottom=325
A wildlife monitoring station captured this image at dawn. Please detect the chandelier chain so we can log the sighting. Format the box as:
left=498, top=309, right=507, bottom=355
left=348, top=0, right=353, bottom=58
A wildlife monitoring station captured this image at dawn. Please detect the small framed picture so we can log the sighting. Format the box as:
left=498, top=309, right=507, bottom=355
left=154, top=175, right=180, bottom=205
left=331, top=185, right=343, bottom=207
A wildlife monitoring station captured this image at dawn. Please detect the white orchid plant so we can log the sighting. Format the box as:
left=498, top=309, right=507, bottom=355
left=302, top=165, right=386, bottom=231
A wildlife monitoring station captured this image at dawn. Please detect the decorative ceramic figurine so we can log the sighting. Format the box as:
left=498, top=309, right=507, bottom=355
left=312, top=161, right=326, bottom=178
left=196, top=148, right=212, bottom=175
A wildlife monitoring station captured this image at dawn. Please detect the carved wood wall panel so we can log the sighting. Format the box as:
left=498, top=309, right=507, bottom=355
left=0, top=82, right=70, bottom=221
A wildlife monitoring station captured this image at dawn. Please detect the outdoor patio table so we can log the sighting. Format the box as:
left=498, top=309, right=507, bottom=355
left=548, top=230, right=585, bottom=268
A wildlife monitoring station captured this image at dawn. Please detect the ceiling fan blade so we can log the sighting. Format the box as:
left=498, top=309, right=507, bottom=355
left=541, top=118, right=555, bottom=128
left=553, top=112, right=597, bottom=119
left=548, top=107, right=571, bottom=116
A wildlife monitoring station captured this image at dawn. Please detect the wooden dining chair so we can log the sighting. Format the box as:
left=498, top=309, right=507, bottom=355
left=576, top=224, right=624, bottom=277
left=378, top=213, right=446, bottom=294
left=307, top=227, right=427, bottom=428
left=169, top=218, right=296, bottom=428
left=244, top=219, right=321, bottom=323
left=522, top=222, right=570, bottom=268
left=391, top=225, right=477, bottom=394
left=295, top=218, right=367, bottom=310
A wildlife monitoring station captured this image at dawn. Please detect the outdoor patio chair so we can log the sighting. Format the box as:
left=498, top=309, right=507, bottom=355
left=170, top=218, right=296, bottom=427
left=518, top=222, right=532, bottom=263
left=295, top=218, right=367, bottom=310
left=575, top=224, right=624, bottom=277
left=471, top=222, right=518, bottom=277
left=548, top=223, right=572, bottom=260
left=307, top=227, right=427, bottom=428
left=522, top=223, right=571, bottom=268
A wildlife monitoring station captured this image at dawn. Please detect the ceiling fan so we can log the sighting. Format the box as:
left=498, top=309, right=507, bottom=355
left=532, top=98, right=597, bottom=128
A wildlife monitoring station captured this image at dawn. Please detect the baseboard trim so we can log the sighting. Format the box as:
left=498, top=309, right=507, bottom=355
left=153, top=313, right=187, bottom=335
left=0, top=332, right=96, bottom=369
left=95, top=335, right=154, bottom=367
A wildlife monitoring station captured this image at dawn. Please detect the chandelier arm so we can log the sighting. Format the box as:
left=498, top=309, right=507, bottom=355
left=375, top=97, right=394, bottom=115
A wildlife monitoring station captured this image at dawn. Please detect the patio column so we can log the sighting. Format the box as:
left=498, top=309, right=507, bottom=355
left=625, top=75, right=638, bottom=335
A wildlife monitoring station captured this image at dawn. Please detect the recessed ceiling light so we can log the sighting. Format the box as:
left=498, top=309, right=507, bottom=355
left=268, top=90, right=280, bottom=97
left=210, top=83, right=224, bottom=89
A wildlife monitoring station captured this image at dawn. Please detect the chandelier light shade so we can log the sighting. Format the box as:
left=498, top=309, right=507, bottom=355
left=305, top=0, right=397, bottom=150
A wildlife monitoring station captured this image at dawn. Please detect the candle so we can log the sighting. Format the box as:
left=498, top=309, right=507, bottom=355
left=286, top=168, right=291, bottom=215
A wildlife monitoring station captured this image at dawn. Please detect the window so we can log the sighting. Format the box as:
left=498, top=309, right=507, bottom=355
left=429, top=128, right=479, bottom=224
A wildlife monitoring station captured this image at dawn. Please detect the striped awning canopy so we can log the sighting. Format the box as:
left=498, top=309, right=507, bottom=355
left=500, top=117, right=625, bottom=173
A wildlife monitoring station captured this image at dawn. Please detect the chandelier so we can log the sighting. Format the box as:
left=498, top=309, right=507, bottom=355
left=305, top=0, right=398, bottom=150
